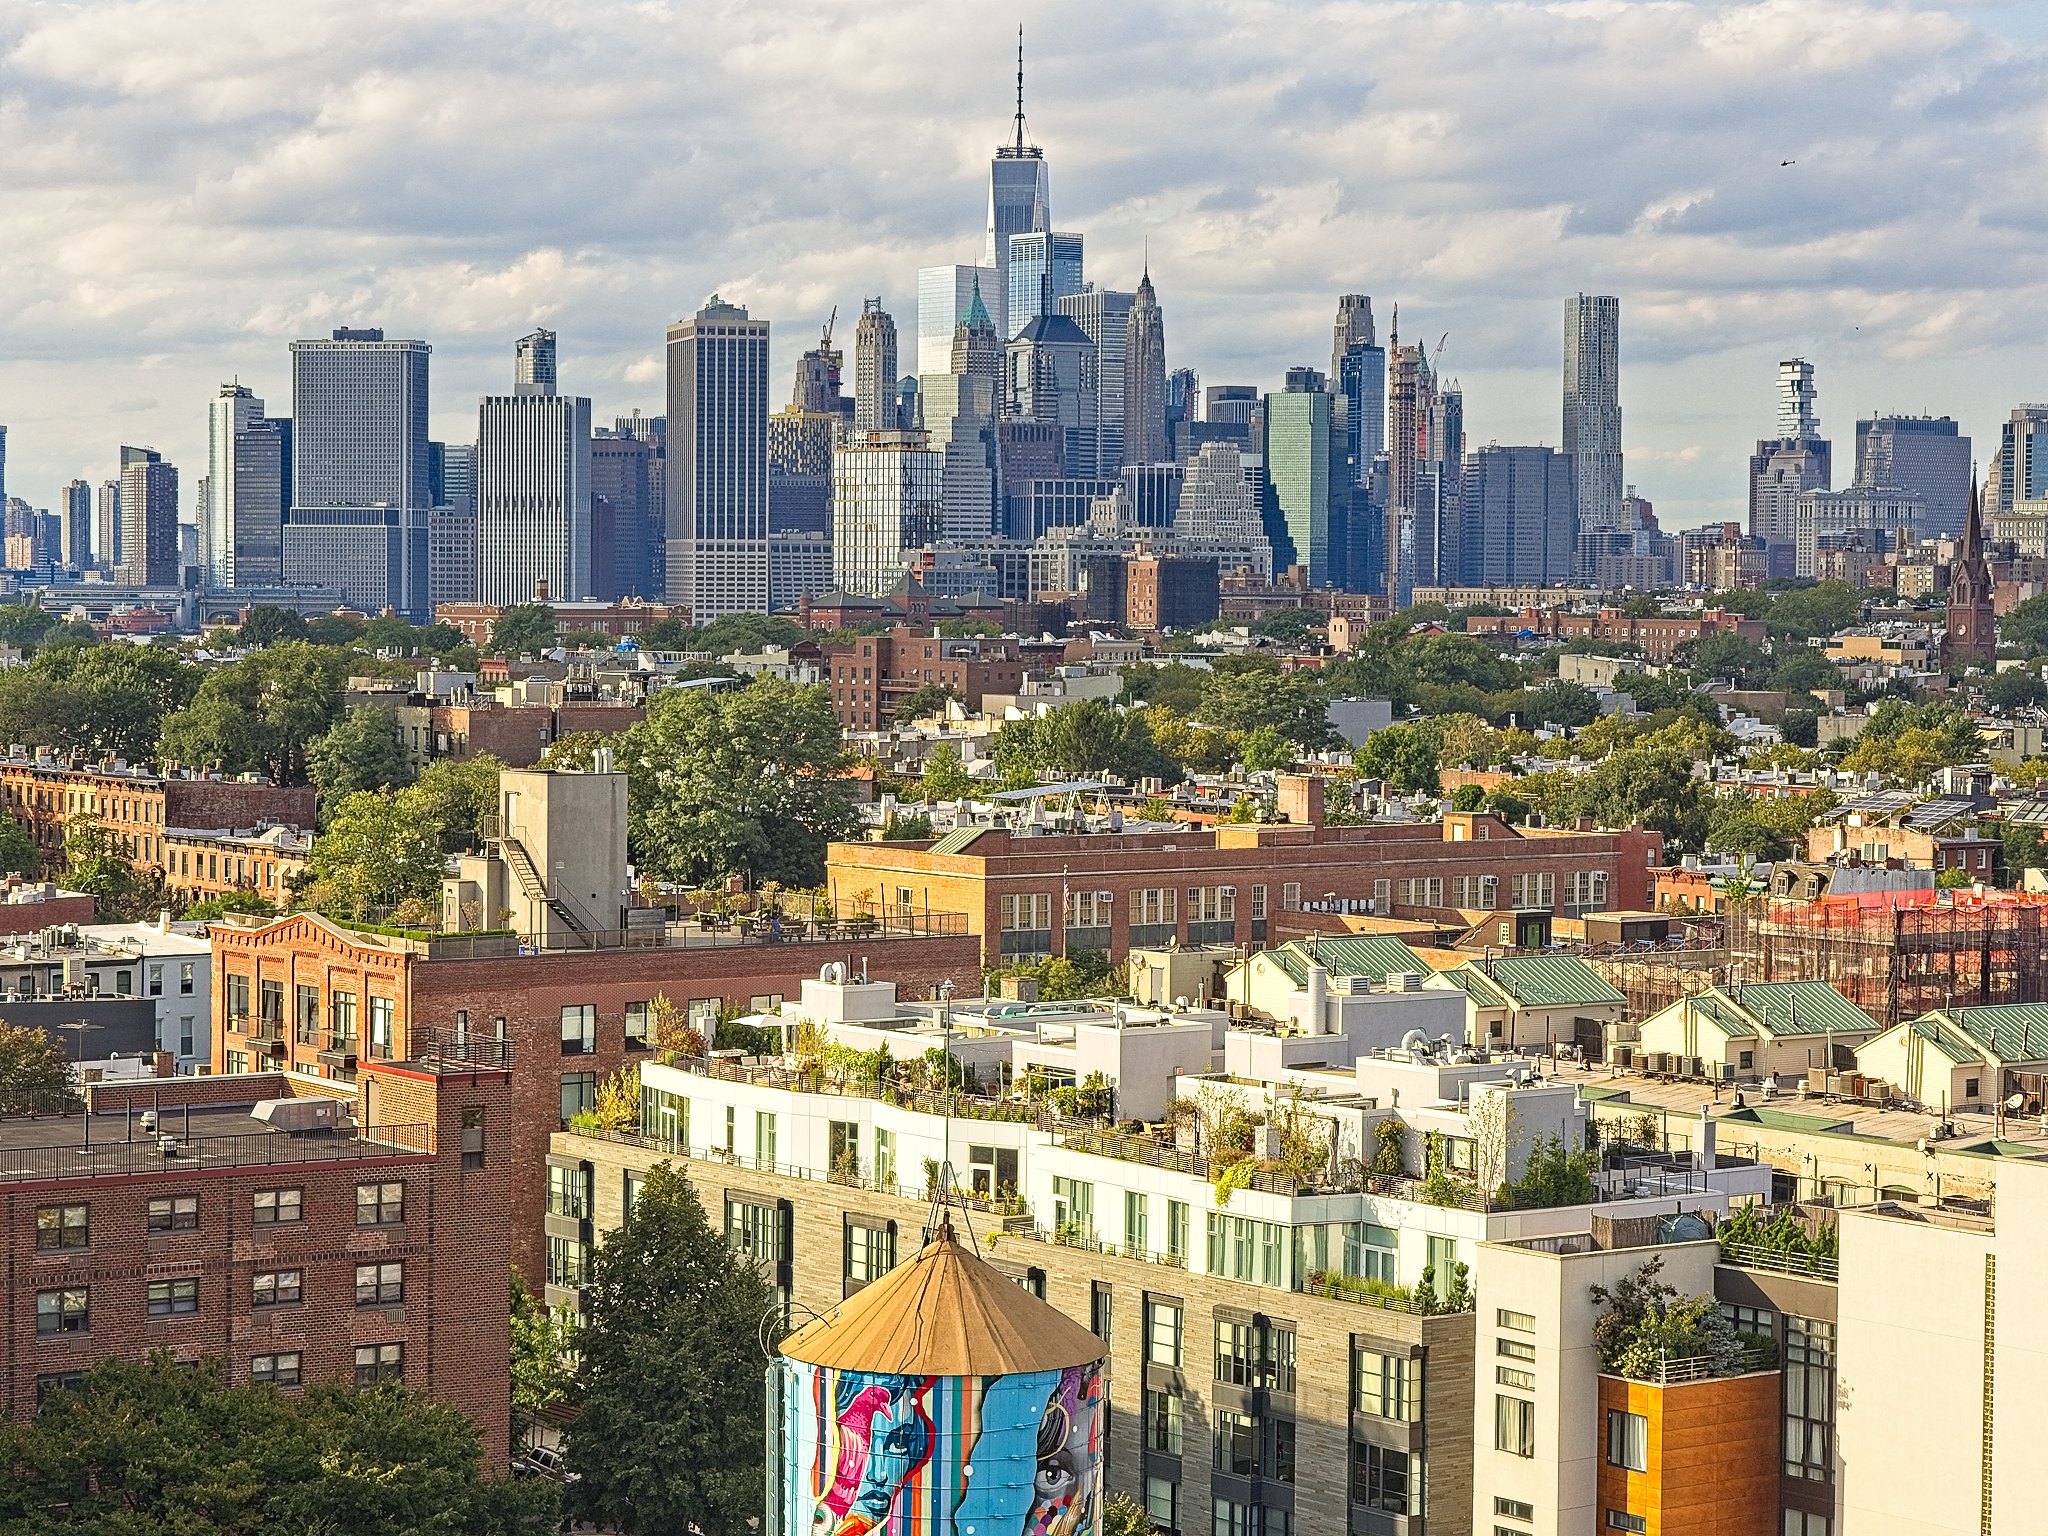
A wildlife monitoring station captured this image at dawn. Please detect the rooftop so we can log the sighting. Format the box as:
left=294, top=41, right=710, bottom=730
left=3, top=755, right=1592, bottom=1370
left=0, top=1104, right=433, bottom=1185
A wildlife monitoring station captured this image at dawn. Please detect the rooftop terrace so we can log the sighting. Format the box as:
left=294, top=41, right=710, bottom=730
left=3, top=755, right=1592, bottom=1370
left=0, top=1104, right=434, bottom=1184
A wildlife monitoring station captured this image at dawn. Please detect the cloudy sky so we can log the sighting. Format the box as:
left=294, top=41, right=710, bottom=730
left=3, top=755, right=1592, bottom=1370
left=4, top=0, right=2046, bottom=529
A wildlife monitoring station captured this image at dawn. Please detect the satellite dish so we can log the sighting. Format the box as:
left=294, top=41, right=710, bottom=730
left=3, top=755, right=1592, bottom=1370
left=2006, top=1093, right=2026, bottom=1113
left=821, top=961, right=847, bottom=985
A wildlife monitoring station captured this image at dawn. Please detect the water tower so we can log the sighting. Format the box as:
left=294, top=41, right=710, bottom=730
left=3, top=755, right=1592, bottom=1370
left=769, top=1216, right=1107, bottom=1536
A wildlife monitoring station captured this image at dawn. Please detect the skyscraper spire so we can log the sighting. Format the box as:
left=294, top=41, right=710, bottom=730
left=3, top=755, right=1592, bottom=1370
left=1012, top=25, right=1030, bottom=153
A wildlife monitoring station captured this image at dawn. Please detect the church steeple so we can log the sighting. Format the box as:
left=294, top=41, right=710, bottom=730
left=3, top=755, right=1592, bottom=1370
left=1944, top=470, right=1996, bottom=666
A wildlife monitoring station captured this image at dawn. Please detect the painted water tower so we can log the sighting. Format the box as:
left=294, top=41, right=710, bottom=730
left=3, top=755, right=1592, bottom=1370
left=770, top=1216, right=1107, bottom=1536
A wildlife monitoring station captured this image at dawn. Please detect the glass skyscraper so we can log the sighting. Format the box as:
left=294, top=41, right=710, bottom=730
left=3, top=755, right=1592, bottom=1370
left=1008, top=232, right=1083, bottom=332
left=665, top=297, right=770, bottom=616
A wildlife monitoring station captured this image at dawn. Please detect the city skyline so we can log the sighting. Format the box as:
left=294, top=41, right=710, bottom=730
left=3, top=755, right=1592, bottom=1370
left=3, top=1, right=2047, bottom=529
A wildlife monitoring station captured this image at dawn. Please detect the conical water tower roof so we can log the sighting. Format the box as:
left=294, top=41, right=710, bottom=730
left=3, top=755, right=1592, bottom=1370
left=779, top=1217, right=1106, bottom=1377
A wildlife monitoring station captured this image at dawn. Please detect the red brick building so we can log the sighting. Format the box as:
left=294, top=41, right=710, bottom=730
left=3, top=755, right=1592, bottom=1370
left=825, top=627, right=1030, bottom=730
left=208, top=913, right=979, bottom=1278
left=826, top=810, right=1663, bottom=967
left=433, top=598, right=685, bottom=647
left=0, top=1065, right=513, bottom=1459
left=1462, top=606, right=1765, bottom=661
left=0, top=877, right=96, bottom=932
left=0, top=755, right=317, bottom=874
left=162, top=825, right=313, bottom=907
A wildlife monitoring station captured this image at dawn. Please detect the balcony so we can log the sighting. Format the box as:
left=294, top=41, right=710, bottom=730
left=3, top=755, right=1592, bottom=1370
left=402, top=1027, right=513, bottom=1073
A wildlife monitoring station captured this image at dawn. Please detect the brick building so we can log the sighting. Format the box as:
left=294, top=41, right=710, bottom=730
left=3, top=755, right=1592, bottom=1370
left=825, top=626, right=1031, bottom=731
left=387, top=696, right=645, bottom=770
left=208, top=912, right=979, bottom=1278
left=1462, top=606, right=1766, bottom=661
left=434, top=597, right=686, bottom=647
left=0, top=1065, right=513, bottom=1459
left=0, top=877, right=96, bottom=933
left=0, top=754, right=316, bottom=875
left=162, top=824, right=313, bottom=907
left=826, top=808, right=1663, bottom=967
left=1125, top=552, right=1220, bottom=632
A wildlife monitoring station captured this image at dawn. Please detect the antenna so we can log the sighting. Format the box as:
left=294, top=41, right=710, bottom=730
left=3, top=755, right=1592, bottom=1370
left=1012, top=25, right=1030, bottom=152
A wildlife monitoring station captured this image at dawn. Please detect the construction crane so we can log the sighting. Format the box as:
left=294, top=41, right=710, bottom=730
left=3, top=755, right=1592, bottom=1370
left=820, top=305, right=837, bottom=353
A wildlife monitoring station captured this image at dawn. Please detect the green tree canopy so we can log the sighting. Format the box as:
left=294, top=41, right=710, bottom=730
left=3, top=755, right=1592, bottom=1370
left=893, top=682, right=964, bottom=725
left=567, top=1162, right=781, bottom=1536
left=0, top=602, right=59, bottom=654
left=1986, top=668, right=2048, bottom=712
left=1354, top=722, right=1441, bottom=794
left=237, top=605, right=311, bottom=646
left=298, top=790, right=448, bottom=921
left=0, top=1353, right=557, bottom=1535
left=1119, top=660, right=1208, bottom=713
left=2003, top=593, right=2048, bottom=654
left=618, top=678, right=856, bottom=888
left=1839, top=699, right=1983, bottom=783
left=1196, top=668, right=1337, bottom=749
left=1560, top=746, right=1711, bottom=852
left=991, top=699, right=1184, bottom=786
left=489, top=604, right=558, bottom=657
left=307, top=707, right=416, bottom=807
left=919, top=741, right=974, bottom=802
left=0, top=813, right=38, bottom=880
left=0, top=643, right=200, bottom=763
left=0, top=1017, right=75, bottom=1113
left=62, top=813, right=161, bottom=921
left=157, top=643, right=349, bottom=784
left=1763, top=580, right=1862, bottom=640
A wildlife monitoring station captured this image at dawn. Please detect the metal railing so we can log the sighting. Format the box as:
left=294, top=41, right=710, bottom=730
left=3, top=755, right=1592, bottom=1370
left=682, top=1056, right=1048, bottom=1126
left=0, top=1122, right=437, bottom=1185
left=1297, top=1273, right=1460, bottom=1315
left=1050, top=1123, right=1305, bottom=1197
left=408, top=1027, right=513, bottom=1071
left=327, top=901, right=969, bottom=956
left=1717, top=1242, right=1839, bottom=1281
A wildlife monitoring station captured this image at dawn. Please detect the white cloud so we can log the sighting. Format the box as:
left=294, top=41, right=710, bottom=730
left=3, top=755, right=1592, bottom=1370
left=0, top=0, right=2043, bottom=528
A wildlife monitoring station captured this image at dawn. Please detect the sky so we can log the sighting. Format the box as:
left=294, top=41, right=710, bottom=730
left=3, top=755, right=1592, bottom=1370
left=3, top=0, right=2047, bottom=531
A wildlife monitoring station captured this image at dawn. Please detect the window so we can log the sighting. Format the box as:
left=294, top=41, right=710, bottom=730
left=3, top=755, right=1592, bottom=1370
left=1352, top=1346, right=1419, bottom=1421
left=874, top=1129, right=896, bottom=1189
left=1497, top=1337, right=1536, bottom=1362
left=1497, top=1366, right=1534, bottom=1390
left=1051, top=1175, right=1094, bottom=1239
left=1206, top=1213, right=1289, bottom=1287
left=461, top=1107, right=485, bottom=1169
left=1091, top=1282, right=1114, bottom=1344
left=1282, top=881, right=1302, bottom=912
left=1166, top=1200, right=1189, bottom=1262
left=1350, top=1222, right=1398, bottom=1286
left=253, top=1188, right=301, bottom=1225
left=1131, top=888, right=1177, bottom=929
left=147, top=1195, right=198, bottom=1232
left=1495, top=1394, right=1535, bottom=1457
left=1783, top=1514, right=1832, bottom=1536
left=548, top=1162, right=593, bottom=1218
left=1351, top=1442, right=1416, bottom=1515
left=1784, top=1317, right=1835, bottom=1482
left=1066, top=889, right=1114, bottom=929
left=147, top=1278, right=199, bottom=1317
left=1145, top=1476, right=1179, bottom=1536
left=548, top=1235, right=590, bottom=1288
left=330, top=989, right=357, bottom=1048
left=252, top=1269, right=302, bottom=1306
left=1564, top=870, right=1609, bottom=917
left=1146, top=1297, right=1184, bottom=1367
left=180, top=961, right=195, bottom=995
left=354, top=1342, right=403, bottom=1385
left=1722, top=1303, right=1775, bottom=1343
left=252, top=1352, right=302, bottom=1387
left=966, top=1143, right=1019, bottom=1199
left=1496, top=1498, right=1535, bottom=1522
left=1497, top=1308, right=1535, bottom=1332
left=1607, top=1409, right=1648, bottom=1472
left=368, top=996, right=395, bottom=1057
left=845, top=1219, right=895, bottom=1290
left=1125, top=1191, right=1149, bottom=1254
left=726, top=1197, right=788, bottom=1265
left=1147, top=1387, right=1184, bottom=1454
left=1606, top=1514, right=1647, bottom=1534
left=355, top=1261, right=404, bottom=1306
left=999, top=893, right=1053, bottom=931
left=295, top=984, right=319, bottom=1044
left=356, top=1180, right=405, bottom=1226
left=1213, top=1411, right=1295, bottom=1483
left=755, top=1110, right=778, bottom=1166
left=1397, top=876, right=1443, bottom=908
left=1250, top=884, right=1268, bottom=921
left=226, top=973, right=251, bottom=1020
left=36, top=1288, right=88, bottom=1335
left=35, top=1204, right=88, bottom=1251
left=1187, top=886, right=1235, bottom=923
left=1509, top=871, right=1555, bottom=910
left=1965, top=1077, right=1981, bottom=1101
left=1216, top=1319, right=1296, bottom=1392
left=560, top=1004, right=596, bottom=1054
left=560, top=1072, right=596, bottom=1122
left=625, top=1001, right=651, bottom=1046
left=1453, top=874, right=1499, bottom=910
left=179, top=1016, right=195, bottom=1056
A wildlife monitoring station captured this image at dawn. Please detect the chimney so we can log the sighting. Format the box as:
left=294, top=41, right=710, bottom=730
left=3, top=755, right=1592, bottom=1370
left=1276, top=774, right=1325, bottom=827
left=1304, top=964, right=1329, bottom=1037
left=1698, top=1103, right=1717, bottom=1172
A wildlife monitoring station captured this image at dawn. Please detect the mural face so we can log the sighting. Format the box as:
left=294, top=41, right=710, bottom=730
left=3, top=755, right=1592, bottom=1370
left=780, top=1361, right=1103, bottom=1536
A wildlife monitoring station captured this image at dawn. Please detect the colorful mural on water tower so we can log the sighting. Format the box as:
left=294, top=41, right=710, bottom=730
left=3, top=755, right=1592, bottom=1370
left=775, top=1360, right=1105, bottom=1536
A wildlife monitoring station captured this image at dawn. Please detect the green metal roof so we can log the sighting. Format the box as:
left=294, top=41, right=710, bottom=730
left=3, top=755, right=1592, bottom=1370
left=927, top=828, right=990, bottom=856
left=1268, top=936, right=1427, bottom=987
left=1915, top=1004, right=2048, bottom=1066
left=1672, top=981, right=1879, bottom=1042
left=1448, top=955, right=1625, bottom=1009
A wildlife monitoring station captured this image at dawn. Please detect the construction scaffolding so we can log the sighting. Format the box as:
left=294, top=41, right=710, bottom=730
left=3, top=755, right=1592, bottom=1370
left=1724, top=891, right=2048, bottom=1029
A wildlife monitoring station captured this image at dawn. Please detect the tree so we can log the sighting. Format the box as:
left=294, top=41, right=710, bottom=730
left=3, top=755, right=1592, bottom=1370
left=1839, top=700, right=1983, bottom=783
left=1563, top=747, right=1711, bottom=852
left=893, top=682, right=964, bottom=725
left=1781, top=709, right=1820, bottom=749
left=62, top=814, right=160, bottom=921
left=157, top=643, right=348, bottom=784
left=991, top=699, right=1183, bottom=786
left=1237, top=725, right=1298, bottom=772
left=0, top=1017, right=75, bottom=1113
left=403, top=756, right=504, bottom=855
left=1987, top=668, right=2048, bottom=712
left=308, top=708, right=416, bottom=807
left=510, top=1270, right=575, bottom=1452
left=1102, top=1493, right=1154, bottom=1536
left=1354, top=723, right=1441, bottom=794
left=0, top=814, right=38, bottom=879
left=238, top=605, right=311, bottom=646
left=0, top=602, right=58, bottom=654
left=178, top=890, right=278, bottom=921
left=490, top=604, right=558, bottom=657
left=567, top=1163, right=781, bottom=1536
left=1140, top=705, right=1236, bottom=775
left=919, top=742, right=974, bottom=802
left=1764, top=580, right=1862, bottom=641
left=1450, top=783, right=1487, bottom=812
left=1197, top=668, right=1338, bottom=749
left=0, top=1353, right=557, bottom=1534
left=618, top=678, right=857, bottom=888
left=1514, top=680, right=1601, bottom=730
left=2004, top=593, right=2048, bottom=654
left=986, top=949, right=1115, bottom=1000
left=297, top=790, right=446, bottom=920
left=1119, top=660, right=1207, bottom=713
left=0, top=643, right=199, bottom=763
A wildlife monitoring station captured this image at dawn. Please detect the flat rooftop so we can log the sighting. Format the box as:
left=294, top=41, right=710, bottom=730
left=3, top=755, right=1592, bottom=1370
left=0, top=1105, right=434, bottom=1185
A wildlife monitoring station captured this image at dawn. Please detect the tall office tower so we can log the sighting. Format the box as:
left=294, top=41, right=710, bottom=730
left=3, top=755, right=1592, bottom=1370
left=1166, top=367, right=1198, bottom=425
left=789, top=314, right=847, bottom=417
left=1009, top=232, right=1084, bottom=330
left=1122, top=266, right=1169, bottom=468
left=613, top=411, right=666, bottom=595
left=1263, top=387, right=1336, bottom=586
left=590, top=431, right=657, bottom=600
left=1855, top=415, right=1972, bottom=537
left=767, top=410, right=837, bottom=538
left=1792, top=484, right=1920, bottom=578
left=1204, top=386, right=1258, bottom=428
left=854, top=300, right=899, bottom=436
left=665, top=296, right=769, bottom=617
left=61, top=480, right=91, bottom=570
left=1563, top=293, right=1624, bottom=536
left=96, top=480, right=120, bottom=569
left=1330, top=294, right=1376, bottom=378
left=477, top=332, right=594, bottom=605
left=1178, top=442, right=1266, bottom=558
left=32, top=511, right=61, bottom=577
left=514, top=329, right=558, bottom=396
left=1998, top=405, right=2048, bottom=514
left=896, top=378, right=921, bottom=433
left=1122, top=463, right=1183, bottom=529
left=204, top=384, right=289, bottom=588
left=1006, top=315, right=1100, bottom=479
left=1331, top=294, right=1386, bottom=487
left=832, top=431, right=942, bottom=597
left=995, top=420, right=1064, bottom=532
left=917, top=265, right=999, bottom=377
left=427, top=438, right=479, bottom=610
left=1386, top=313, right=1439, bottom=595
left=116, top=448, right=179, bottom=586
left=1056, top=285, right=1132, bottom=477
left=984, top=28, right=1050, bottom=343
left=1777, top=358, right=1820, bottom=437
left=1459, top=445, right=1577, bottom=585
left=949, top=277, right=1002, bottom=393
left=0, top=426, right=6, bottom=509
left=287, top=327, right=433, bottom=616
left=922, top=350, right=1000, bottom=541
left=1411, top=383, right=1464, bottom=596
left=1748, top=358, right=1832, bottom=543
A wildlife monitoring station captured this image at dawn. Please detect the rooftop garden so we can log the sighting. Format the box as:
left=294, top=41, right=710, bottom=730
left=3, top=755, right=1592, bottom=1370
left=1716, top=1203, right=1839, bottom=1277
left=1591, top=1256, right=1779, bottom=1382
